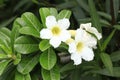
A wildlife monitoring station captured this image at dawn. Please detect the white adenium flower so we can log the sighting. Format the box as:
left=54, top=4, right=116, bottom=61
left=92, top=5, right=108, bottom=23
left=80, top=23, right=102, bottom=40
left=68, top=29, right=95, bottom=65
left=40, top=16, right=71, bottom=48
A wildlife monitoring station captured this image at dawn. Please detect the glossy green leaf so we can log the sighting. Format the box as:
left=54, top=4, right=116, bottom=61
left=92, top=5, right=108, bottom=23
left=0, top=60, right=10, bottom=76
left=57, top=10, right=71, bottom=19
left=39, top=8, right=50, bottom=27
left=15, top=71, right=31, bottom=80
left=101, top=29, right=116, bottom=51
left=0, top=39, right=12, bottom=55
left=0, top=62, right=15, bottom=80
left=0, top=28, right=10, bottom=42
left=49, top=8, right=58, bottom=17
left=110, top=50, right=120, bottom=62
left=17, top=54, right=39, bottom=74
left=0, top=53, right=8, bottom=59
left=42, top=65, right=60, bottom=80
left=13, top=18, right=26, bottom=27
left=13, top=53, right=21, bottom=65
left=14, top=36, right=39, bottom=54
left=39, top=40, right=51, bottom=51
left=22, top=12, right=42, bottom=34
left=40, top=48, right=57, bottom=70
left=88, top=0, right=102, bottom=32
left=95, top=67, right=120, bottom=77
left=0, top=28, right=11, bottom=38
left=11, top=18, right=22, bottom=52
left=19, top=27, right=40, bottom=38
left=100, top=53, right=113, bottom=74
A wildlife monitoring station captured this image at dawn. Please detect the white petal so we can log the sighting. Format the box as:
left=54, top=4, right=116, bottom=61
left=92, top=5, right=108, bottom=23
left=50, top=37, right=61, bottom=48
left=80, top=23, right=91, bottom=29
left=80, top=23, right=102, bottom=40
left=46, top=16, right=57, bottom=28
left=81, top=46, right=94, bottom=61
left=87, top=27, right=102, bottom=40
left=71, top=53, right=82, bottom=65
left=58, top=18, right=70, bottom=29
left=40, top=29, right=52, bottom=39
left=75, top=29, right=86, bottom=41
left=68, top=42, right=76, bottom=54
left=60, top=30, right=71, bottom=42
left=84, top=33, right=97, bottom=48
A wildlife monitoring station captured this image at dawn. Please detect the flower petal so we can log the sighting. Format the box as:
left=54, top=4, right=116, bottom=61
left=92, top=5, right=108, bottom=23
left=71, top=53, right=82, bottom=65
left=81, top=46, right=94, bottom=61
left=68, top=42, right=76, bottom=54
left=58, top=18, right=70, bottom=29
left=46, top=16, right=57, bottom=28
left=60, top=30, right=71, bottom=42
left=75, top=29, right=86, bottom=41
left=50, top=37, right=61, bottom=48
left=80, top=23, right=91, bottom=30
left=86, top=35, right=97, bottom=48
left=80, top=23, right=102, bottom=40
left=40, top=29, right=52, bottom=39
left=87, top=27, right=102, bottom=40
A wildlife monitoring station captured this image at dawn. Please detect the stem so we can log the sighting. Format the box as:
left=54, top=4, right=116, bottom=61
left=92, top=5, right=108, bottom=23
left=110, top=0, right=115, bottom=25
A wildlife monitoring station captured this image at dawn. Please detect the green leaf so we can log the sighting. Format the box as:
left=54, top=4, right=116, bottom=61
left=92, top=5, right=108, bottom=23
left=42, top=65, right=60, bottom=80
left=76, top=0, right=89, bottom=12
left=56, top=1, right=76, bottom=10
left=13, top=53, right=21, bottom=65
left=0, top=39, right=12, bottom=55
left=100, top=53, right=113, bottom=74
left=0, top=53, right=8, bottom=59
left=57, top=10, right=71, bottom=19
left=17, top=54, right=39, bottom=74
left=110, top=50, right=120, bottom=62
left=98, top=11, right=111, bottom=20
left=0, top=28, right=10, bottom=42
left=0, top=60, right=10, bottom=76
left=13, top=18, right=27, bottom=27
left=40, top=48, right=57, bottom=70
left=101, top=29, right=116, bottom=51
left=22, top=12, right=42, bottom=34
left=49, top=8, right=58, bottom=17
left=113, top=25, right=120, bottom=30
left=15, top=71, right=31, bottom=80
left=95, top=67, right=120, bottom=77
left=39, top=8, right=50, bottom=27
left=88, top=0, right=102, bottom=32
left=11, top=18, right=22, bottom=52
left=19, top=27, right=40, bottom=38
left=39, top=40, right=51, bottom=51
left=0, top=28, right=11, bottom=38
left=14, top=36, right=39, bottom=54
left=113, top=0, right=119, bottom=19
left=60, top=62, right=75, bottom=73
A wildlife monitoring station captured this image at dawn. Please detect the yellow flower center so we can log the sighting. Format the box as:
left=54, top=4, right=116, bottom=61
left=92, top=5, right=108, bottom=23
left=76, top=42, right=83, bottom=52
left=51, top=26, right=61, bottom=36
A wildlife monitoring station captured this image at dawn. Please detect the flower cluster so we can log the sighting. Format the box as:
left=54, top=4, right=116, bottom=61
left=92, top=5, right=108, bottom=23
left=40, top=15, right=102, bottom=65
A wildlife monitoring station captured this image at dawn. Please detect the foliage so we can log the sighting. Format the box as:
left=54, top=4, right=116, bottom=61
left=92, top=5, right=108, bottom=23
left=0, top=0, right=120, bottom=80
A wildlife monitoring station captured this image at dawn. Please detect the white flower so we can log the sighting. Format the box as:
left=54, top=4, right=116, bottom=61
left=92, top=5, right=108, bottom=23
left=40, top=16, right=71, bottom=48
left=80, top=23, right=102, bottom=40
left=68, top=29, right=95, bottom=65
